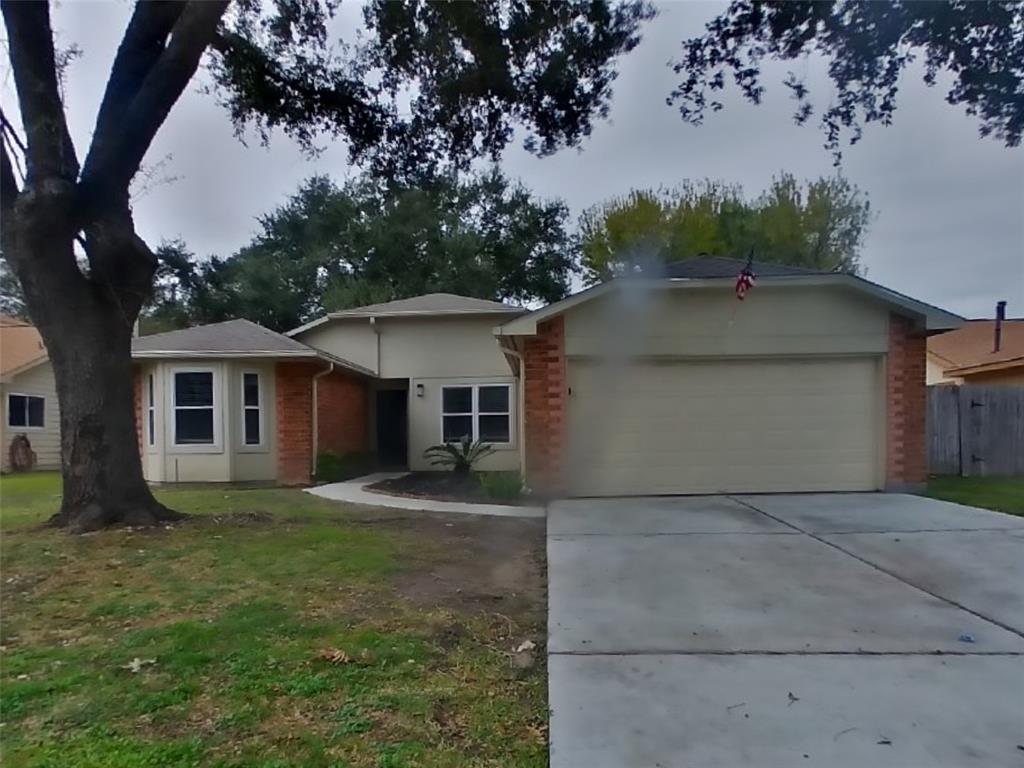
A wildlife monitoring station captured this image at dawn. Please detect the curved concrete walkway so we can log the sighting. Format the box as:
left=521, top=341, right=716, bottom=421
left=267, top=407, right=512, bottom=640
left=305, top=472, right=546, bottom=518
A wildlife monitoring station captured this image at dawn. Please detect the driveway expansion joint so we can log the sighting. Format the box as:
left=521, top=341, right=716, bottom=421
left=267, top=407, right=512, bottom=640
left=728, top=495, right=1024, bottom=641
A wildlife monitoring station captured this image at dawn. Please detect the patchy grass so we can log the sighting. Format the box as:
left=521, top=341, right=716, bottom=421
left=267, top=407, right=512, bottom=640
left=0, top=472, right=547, bottom=767
left=925, top=476, right=1024, bottom=517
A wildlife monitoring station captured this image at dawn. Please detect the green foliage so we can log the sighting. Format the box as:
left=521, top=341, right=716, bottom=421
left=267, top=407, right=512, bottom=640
left=671, top=1, right=1024, bottom=158
left=579, top=174, right=871, bottom=283
left=314, top=451, right=373, bottom=483
left=423, top=438, right=496, bottom=475
left=477, top=472, right=524, bottom=501
left=140, top=169, right=577, bottom=333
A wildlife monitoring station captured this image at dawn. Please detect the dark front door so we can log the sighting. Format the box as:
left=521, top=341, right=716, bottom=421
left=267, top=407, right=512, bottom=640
left=376, top=389, right=408, bottom=468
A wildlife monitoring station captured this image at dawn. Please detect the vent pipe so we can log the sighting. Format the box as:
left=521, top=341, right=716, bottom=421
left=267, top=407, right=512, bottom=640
left=994, top=301, right=1007, bottom=353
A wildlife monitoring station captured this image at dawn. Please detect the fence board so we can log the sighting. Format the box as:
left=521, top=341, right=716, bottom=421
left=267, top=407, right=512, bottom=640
left=927, top=385, right=1024, bottom=476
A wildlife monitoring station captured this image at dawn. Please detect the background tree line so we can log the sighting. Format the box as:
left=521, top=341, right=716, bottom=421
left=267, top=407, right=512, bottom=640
left=124, top=169, right=872, bottom=335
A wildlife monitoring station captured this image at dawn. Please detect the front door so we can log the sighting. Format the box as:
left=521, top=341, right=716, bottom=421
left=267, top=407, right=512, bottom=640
left=375, top=389, right=408, bottom=468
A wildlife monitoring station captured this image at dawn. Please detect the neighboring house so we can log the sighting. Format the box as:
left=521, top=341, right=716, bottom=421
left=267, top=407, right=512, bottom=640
left=926, top=316, right=1024, bottom=385
left=132, top=264, right=962, bottom=495
left=0, top=316, right=60, bottom=471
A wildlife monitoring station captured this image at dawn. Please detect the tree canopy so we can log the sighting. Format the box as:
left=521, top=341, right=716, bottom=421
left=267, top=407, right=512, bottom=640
left=578, top=174, right=871, bottom=283
left=143, top=169, right=576, bottom=333
left=671, top=1, right=1024, bottom=158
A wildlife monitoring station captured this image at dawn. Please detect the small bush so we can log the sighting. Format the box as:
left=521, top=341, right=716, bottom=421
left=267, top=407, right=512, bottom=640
left=422, top=438, right=495, bottom=475
left=315, top=451, right=372, bottom=483
left=478, top=471, right=523, bottom=501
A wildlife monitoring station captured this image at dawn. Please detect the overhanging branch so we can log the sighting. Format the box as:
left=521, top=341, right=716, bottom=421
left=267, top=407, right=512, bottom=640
left=0, top=0, right=79, bottom=183
left=79, top=0, right=229, bottom=203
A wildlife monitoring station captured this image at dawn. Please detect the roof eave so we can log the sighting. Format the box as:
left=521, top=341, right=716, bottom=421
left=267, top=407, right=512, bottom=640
left=945, top=356, right=1024, bottom=377
left=130, top=348, right=376, bottom=378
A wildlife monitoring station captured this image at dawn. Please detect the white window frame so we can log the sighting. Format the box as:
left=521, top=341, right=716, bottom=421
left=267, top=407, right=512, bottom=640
left=240, top=370, right=265, bottom=450
left=439, top=383, right=513, bottom=447
left=170, top=366, right=221, bottom=451
left=146, top=373, right=156, bottom=448
left=6, top=392, right=45, bottom=430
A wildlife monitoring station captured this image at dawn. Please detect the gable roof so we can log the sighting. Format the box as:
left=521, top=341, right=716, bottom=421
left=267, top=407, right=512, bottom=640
left=928, top=319, right=1024, bottom=375
left=131, top=319, right=374, bottom=376
left=287, top=292, right=525, bottom=336
left=496, top=271, right=965, bottom=337
left=0, top=315, right=48, bottom=379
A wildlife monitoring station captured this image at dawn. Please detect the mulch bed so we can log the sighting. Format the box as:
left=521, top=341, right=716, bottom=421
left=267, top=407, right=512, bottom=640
left=367, top=471, right=534, bottom=506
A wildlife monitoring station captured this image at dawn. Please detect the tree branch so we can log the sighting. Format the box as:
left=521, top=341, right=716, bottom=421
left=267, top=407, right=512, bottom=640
left=80, top=0, right=229, bottom=205
left=84, top=2, right=188, bottom=185
left=0, top=0, right=79, bottom=183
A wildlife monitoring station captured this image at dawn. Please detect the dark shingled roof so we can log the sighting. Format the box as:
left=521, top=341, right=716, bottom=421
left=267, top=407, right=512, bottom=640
left=132, top=319, right=316, bottom=355
left=659, top=256, right=820, bottom=279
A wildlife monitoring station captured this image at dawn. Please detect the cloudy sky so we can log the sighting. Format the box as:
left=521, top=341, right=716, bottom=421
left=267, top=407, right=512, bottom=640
left=4, top=0, right=1022, bottom=318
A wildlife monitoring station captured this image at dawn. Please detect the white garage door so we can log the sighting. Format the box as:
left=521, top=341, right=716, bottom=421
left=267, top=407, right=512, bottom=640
left=567, top=357, right=882, bottom=496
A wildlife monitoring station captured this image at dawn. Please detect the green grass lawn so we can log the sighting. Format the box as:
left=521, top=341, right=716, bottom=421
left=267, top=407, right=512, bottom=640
left=925, top=476, right=1024, bottom=516
left=0, top=472, right=547, bottom=767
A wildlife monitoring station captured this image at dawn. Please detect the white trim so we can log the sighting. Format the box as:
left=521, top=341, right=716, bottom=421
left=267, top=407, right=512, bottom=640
left=240, top=369, right=265, bottom=450
left=439, top=383, right=514, bottom=448
left=5, top=391, right=45, bottom=430
left=170, top=366, right=221, bottom=451
left=131, top=349, right=374, bottom=377
left=287, top=308, right=525, bottom=337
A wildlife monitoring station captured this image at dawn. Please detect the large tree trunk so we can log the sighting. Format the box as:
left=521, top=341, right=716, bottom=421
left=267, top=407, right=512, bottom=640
left=45, top=299, right=183, bottom=533
left=3, top=189, right=183, bottom=533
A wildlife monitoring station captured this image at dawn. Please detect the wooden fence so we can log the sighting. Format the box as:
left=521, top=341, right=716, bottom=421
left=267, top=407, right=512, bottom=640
left=927, top=385, right=1024, bottom=476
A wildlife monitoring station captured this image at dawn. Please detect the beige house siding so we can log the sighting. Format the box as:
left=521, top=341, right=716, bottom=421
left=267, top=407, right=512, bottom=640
left=142, top=359, right=278, bottom=483
left=298, top=315, right=520, bottom=472
left=926, top=354, right=961, bottom=385
left=563, top=284, right=889, bottom=359
left=2, top=360, right=61, bottom=471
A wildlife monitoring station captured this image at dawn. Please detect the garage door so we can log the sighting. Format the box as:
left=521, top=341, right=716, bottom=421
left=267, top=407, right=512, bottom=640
left=567, top=357, right=882, bottom=496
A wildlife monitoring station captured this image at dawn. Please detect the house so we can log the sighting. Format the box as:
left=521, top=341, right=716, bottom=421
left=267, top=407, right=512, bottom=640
left=131, top=294, right=523, bottom=484
left=1, top=315, right=60, bottom=471
left=926, top=309, right=1023, bottom=385
left=132, top=263, right=962, bottom=495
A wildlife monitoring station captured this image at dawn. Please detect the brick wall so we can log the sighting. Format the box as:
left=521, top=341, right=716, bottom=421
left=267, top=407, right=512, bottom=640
left=523, top=317, right=567, bottom=494
left=886, top=313, right=927, bottom=488
left=132, top=368, right=143, bottom=458
left=316, top=370, right=368, bottom=455
left=276, top=362, right=319, bottom=485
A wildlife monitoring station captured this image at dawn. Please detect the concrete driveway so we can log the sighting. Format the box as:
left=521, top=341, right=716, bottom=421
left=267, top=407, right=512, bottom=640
left=547, top=494, right=1024, bottom=768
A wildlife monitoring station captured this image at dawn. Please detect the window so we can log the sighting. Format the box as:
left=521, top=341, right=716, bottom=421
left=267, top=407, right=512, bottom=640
left=146, top=374, right=155, bottom=447
left=441, top=384, right=512, bottom=445
left=173, top=370, right=215, bottom=445
left=7, top=394, right=44, bottom=429
left=242, top=372, right=262, bottom=446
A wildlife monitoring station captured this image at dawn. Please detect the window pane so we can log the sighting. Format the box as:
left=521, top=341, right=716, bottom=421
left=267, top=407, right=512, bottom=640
left=244, top=408, right=261, bottom=445
left=147, top=410, right=155, bottom=445
left=243, top=373, right=259, bottom=407
left=479, top=414, right=510, bottom=443
left=8, top=395, right=26, bottom=427
left=442, top=415, right=473, bottom=443
left=479, top=386, right=509, bottom=413
left=175, top=408, right=214, bottom=444
left=147, top=374, right=154, bottom=404
left=27, top=397, right=44, bottom=427
left=442, top=387, right=472, bottom=414
left=175, top=372, right=213, bottom=407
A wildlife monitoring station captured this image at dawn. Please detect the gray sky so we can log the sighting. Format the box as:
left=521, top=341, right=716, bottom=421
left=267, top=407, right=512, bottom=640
left=5, top=0, right=1023, bottom=318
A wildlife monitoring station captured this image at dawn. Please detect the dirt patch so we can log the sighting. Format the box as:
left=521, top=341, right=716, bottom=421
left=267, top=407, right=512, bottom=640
left=368, top=471, right=535, bottom=506
left=382, top=512, right=547, bottom=624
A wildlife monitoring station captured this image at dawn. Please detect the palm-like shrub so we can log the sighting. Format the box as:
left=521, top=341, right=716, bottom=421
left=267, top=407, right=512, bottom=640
left=423, top=437, right=496, bottom=475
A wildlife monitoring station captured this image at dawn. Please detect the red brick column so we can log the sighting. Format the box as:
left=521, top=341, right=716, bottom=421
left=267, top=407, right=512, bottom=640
left=316, top=371, right=368, bottom=454
left=886, top=313, right=927, bottom=488
left=132, top=368, right=143, bottom=458
left=523, top=317, right=567, bottom=495
left=276, top=362, right=317, bottom=485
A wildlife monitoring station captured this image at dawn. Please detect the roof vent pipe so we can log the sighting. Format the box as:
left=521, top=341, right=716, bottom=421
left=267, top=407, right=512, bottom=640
left=994, top=300, right=1007, bottom=353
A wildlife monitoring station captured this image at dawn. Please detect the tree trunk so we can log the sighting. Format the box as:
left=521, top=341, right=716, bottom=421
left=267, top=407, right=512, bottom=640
left=45, top=303, right=183, bottom=533
left=3, top=191, right=183, bottom=533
